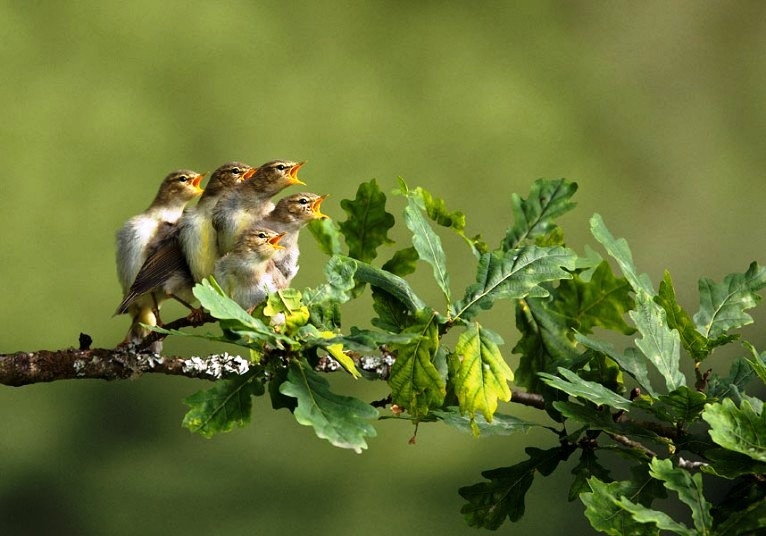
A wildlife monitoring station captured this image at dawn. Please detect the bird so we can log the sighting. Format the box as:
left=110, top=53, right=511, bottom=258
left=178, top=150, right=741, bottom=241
left=212, top=160, right=306, bottom=256
left=116, top=162, right=255, bottom=323
left=114, top=169, right=204, bottom=346
left=179, top=161, right=258, bottom=283
left=258, top=192, right=328, bottom=284
left=213, top=227, right=286, bottom=311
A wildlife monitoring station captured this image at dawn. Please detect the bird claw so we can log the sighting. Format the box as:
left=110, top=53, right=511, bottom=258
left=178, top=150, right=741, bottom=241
left=186, top=308, right=207, bottom=326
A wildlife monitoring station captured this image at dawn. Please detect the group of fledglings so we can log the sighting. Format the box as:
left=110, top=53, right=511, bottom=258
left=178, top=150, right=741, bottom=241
left=114, top=160, right=327, bottom=349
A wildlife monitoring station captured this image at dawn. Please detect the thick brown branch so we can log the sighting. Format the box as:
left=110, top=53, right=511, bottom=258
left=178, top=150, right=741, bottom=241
left=0, top=346, right=216, bottom=387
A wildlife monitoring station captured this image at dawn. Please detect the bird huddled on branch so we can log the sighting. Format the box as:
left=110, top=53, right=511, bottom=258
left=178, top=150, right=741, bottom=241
left=114, top=159, right=327, bottom=349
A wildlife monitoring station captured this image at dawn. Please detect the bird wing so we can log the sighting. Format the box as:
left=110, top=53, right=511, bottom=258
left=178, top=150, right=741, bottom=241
left=114, top=236, right=190, bottom=315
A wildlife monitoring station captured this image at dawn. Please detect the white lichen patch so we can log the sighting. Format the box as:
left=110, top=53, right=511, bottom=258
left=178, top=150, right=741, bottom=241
left=182, top=353, right=249, bottom=379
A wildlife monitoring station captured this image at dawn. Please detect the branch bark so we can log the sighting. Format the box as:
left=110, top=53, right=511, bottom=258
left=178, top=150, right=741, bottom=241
left=0, top=344, right=222, bottom=387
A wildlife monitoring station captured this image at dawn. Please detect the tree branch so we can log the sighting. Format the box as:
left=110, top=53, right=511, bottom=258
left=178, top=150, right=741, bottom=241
left=0, top=343, right=242, bottom=387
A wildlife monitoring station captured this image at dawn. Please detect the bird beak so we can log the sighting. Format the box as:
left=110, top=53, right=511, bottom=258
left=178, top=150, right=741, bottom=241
left=269, top=232, right=286, bottom=249
left=288, top=162, right=307, bottom=185
left=243, top=167, right=257, bottom=180
left=312, top=195, right=329, bottom=219
left=192, top=172, right=206, bottom=194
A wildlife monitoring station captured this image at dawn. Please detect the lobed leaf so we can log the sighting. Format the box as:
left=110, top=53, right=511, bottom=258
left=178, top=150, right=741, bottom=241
left=569, top=449, right=612, bottom=502
left=433, top=408, right=540, bottom=436
left=576, top=334, right=656, bottom=397
left=590, top=215, right=685, bottom=392
left=649, top=386, right=708, bottom=424
left=338, top=179, right=395, bottom=263
left=302, top=255, right=358, bottom=329
left=403, top=195, right=452, bottom=304
left=649, top=458, right=713, bottom=534
left=451, top=246, right=576, bottom=322
left=459, top=446, right=573, bottom=529
left=551, top=260, right=636, bottom=336
left=539, top=367, right=632, bottom=411
left=702, top=399, right=766, bottom=462
left=502, top=178, right=578, bottom=250
left=694, top=262, right=766, bottom=339
left=655, top=271, right=713, bottom=361
left=182, top=373, right=264, bottom=438
left=307, top=217, right=343, bottom=256
left=279, top=359, right=378, bottom=453
left=388, top=310, right=446, bottom=419
left=514, top=295, right=580, bottom=393
left=398, top=180, right=487, bottom=257
left=581, top=477, right=661, bottom=535
left=452, top=324, right=513, bottom=422
left=381, top=246, right=419, bottom=277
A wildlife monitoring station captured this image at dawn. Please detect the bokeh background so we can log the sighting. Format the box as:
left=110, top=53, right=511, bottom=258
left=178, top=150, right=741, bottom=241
left=2, top=2, right=765, bottom=534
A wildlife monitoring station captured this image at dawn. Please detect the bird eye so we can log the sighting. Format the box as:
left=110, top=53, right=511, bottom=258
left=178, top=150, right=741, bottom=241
left=299, top=197, right=310, bottom=205
left=258, top=232, right=267, bottom=239
left=276, top=164, right=288, bottom=171
left=231, top=167, right=241, bottom=175
left=178, top=175, right=189, bottom=183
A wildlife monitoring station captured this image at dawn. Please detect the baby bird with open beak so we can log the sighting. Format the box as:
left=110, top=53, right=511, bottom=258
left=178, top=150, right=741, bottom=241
left=213, top=160, right=305, bottom=256
left=213, top=227, right=287, bottom=312
left=258, top=192, right=328, bottom=284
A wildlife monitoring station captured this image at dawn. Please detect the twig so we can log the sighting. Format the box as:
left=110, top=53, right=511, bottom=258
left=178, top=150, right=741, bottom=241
left=510, top=389, right=546, bottom=409
left=607, top=432, right=658, bottom=458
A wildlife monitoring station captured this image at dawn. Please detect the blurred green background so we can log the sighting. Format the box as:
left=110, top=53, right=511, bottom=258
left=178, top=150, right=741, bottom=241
left=1, top=2, right=765, bottom=534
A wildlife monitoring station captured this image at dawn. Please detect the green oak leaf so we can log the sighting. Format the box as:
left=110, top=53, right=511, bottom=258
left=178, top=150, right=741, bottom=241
left=576, top=334, right=656, bottom=397
left=307, top=217, right=343, bottom=256
left=502, top=178, right=578, bottom=250
left=649, top=458, right=713, bottom=534
left=701, top=448, right=766, bottom=479
left=381, top=246, right=419, bottom=277
left=182, top=372, right=265, bottom=438
left=451, top=245, right=576, bottom=322
left=702, top=399, right=766, bottom=462
left=655, top=271, right=715, bottom=361
left=705, top=357, right=756, bottom=402
left=349, top=256, right=426, bottom=311
left=388, top=309, right=446, bottom=419
left=539, top=367, right=632, bottom=411
left=550, top=260, right=635, bottom=336
left=569, top=449, right=612, bottom=502
left=452, top=324, right=513, bottom=422
left=302, top=255, right=357, bottom=329
left=402, top=195, right=451, bottom=304
left=614, top=495, right=694, bottom=535
left=694, top=262, right=766, bottom=339
left=590, top=215, right=685, bottom=392
left=398, top=180, right=487, bottom=257
left=432, top=408, right=540, bottom=436
left=279, top=359, right=378, bottom=453
left=581, top=477, right=661, bottom=536
left=193, top=277, right=293, bottom=348
left=514, top=295, right=580, bottom=394
left=711, top=477, right=766, bottom=534
left=459, top=446, right=573, bottom=529
left=338, top=179, right=395, bottom=263
left=648, top=386, right=708, bottom=424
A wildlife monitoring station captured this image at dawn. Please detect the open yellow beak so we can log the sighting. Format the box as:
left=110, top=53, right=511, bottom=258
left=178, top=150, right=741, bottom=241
left=288, top=162, right=307, bottom=186
left=311, top=194, right=329, bottom=219
left=269, top=232, right=286, bottom=250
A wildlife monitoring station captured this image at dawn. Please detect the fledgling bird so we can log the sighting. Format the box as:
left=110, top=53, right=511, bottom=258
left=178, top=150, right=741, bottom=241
left=116, top=162, right=255, bottom=322
left=213, top=227, right=286, bottom=311
left=179, top=161, right=257, bottom=283
left=213, top=160, right=306, bottom=256
left=258, top=192, right=328, bottom=284
left=115, top=169, right=204, bottom=345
